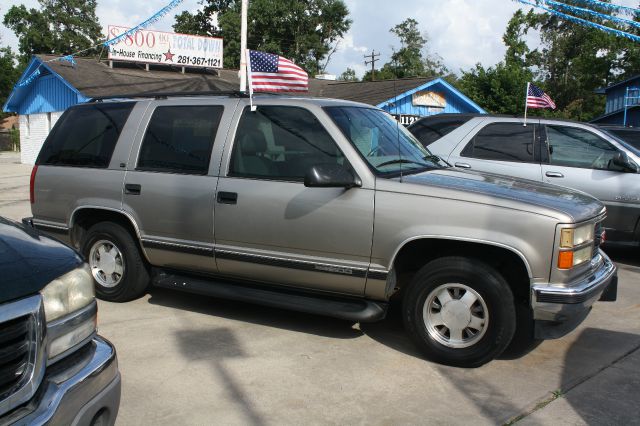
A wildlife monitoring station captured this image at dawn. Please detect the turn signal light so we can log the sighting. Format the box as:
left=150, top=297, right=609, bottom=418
left=558, top=251, right=574, bottom=269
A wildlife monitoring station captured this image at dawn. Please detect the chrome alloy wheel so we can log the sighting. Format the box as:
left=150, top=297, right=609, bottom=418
left=423, top=283, right=489, bottom=349
left=89, top=240, right=125, bottom=288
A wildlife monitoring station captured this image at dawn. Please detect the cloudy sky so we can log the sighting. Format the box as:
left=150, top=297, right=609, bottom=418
left=1, top=0, right=637, bottom=78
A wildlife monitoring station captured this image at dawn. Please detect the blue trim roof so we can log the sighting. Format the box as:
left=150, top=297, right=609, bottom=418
left=375, top=78, right=485, bottom=113
left=3, top=56, right=88, bottom=114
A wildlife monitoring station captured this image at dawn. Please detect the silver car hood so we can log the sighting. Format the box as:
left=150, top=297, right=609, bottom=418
left=393, top=168, right=605, bottom=223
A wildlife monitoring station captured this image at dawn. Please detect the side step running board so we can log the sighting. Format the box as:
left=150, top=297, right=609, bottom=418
left=153, top=271, right=387, bottom=323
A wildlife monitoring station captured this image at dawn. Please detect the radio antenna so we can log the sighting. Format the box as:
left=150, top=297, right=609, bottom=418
left=393, top=57, right=403, bottom=182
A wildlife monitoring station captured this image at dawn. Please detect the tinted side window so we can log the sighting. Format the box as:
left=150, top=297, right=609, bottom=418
left=546, top=126, right=620, bottom=170
left=37, top=103, right=134, bottom=167
left=461, top=123, right=535, bottom=162
left=410, top=118, right=468, bottom=147
left=137, top=106, right=223, bottom=174
left=229, top=106, right=344, bottom=180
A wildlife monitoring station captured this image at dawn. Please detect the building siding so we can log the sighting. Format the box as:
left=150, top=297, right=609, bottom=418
left=18, top=74, right=80, bottom=115
left=20, top=112, right=62, bottom=165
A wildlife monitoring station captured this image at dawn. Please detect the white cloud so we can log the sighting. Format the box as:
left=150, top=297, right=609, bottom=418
left=2, top=0, right=639, bottom=79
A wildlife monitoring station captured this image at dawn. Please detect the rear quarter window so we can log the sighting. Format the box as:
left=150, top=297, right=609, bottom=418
left=37, top=103, right=134, bottom=168
left=409, top=117, right=469, bottom=147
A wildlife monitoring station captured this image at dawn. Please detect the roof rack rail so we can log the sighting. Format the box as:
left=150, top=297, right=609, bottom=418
left=89, top=90, right=250, bottom=102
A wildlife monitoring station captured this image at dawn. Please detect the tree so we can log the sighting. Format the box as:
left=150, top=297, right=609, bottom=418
left=338, top=67, right=358, bottom=81
left=458, top=62, right=533, bottom=115
left=495, top=1, right=640, bottom=120
left=174, top=0, right=352, bottom=75
left=3, top=0, right=102, bottom=63
left=363, top=18, right=449, bottom=81
left=0, top=46, right=21, bottom=119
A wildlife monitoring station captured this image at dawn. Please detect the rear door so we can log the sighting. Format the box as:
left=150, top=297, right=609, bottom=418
left=122, top=99, right=237, bottom=273
left=448, top=120, right=543, bottom=181
left=541, top=123, right=640, bottom=240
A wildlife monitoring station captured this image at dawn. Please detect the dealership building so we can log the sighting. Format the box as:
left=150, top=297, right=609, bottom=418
left=4, top=55, right=485, bottom=165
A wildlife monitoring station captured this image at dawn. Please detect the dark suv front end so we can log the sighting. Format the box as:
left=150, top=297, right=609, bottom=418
left=0, top=217, right=120, bottom=425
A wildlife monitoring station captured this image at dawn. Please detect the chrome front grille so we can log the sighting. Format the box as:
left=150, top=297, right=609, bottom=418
left=0, top=316, right=32, bottom=399
left=593, top=221, right=605, bottom=258
left=0, top=295, right=45, bottom=418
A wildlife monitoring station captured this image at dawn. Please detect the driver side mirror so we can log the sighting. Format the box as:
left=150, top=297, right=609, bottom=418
left=304, top=164, right=362, bottom=188
left=611, top=151, right=637, bottom=173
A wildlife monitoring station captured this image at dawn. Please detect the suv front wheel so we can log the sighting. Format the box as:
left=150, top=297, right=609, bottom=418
left=403, top=256, right=516, bottom=367
left=81, top=221, right=150, bottom=302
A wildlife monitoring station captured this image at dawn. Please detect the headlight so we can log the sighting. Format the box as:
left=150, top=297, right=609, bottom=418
left=41, top=264, right=97, bottom=361
left=41, top=264, right=94, bottom=322
left=560, top=224, right=594, bottom=248
left=558, top=224, right=595, bottom=269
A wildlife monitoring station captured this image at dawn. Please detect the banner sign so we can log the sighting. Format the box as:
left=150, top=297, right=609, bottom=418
left=107, top=25, right=223, bottom=68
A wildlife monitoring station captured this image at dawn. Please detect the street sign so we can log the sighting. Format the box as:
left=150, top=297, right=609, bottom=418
left=107, top=25, right=224, bottom=68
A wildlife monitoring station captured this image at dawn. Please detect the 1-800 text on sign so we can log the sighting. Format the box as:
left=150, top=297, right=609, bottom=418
left=107, top=25, right=223, bottom=69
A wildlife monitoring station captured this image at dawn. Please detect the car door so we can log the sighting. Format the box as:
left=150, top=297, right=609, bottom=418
left=541, top=123, right=640, bottom=241
left=214, top=105, right=374, bottom=295
left=122, top=100, right=236, bottom=273
left=448, top=120, right=543, bottom=181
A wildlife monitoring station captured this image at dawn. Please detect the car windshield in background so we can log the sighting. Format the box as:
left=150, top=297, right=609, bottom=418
left=601, top=128, right=640, bottom=156
left=325, top=106, right=444, bottom=176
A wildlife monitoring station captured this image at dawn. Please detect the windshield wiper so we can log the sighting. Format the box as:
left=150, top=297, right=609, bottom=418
left=376, top=158, right=433, bottom=168
left=423, top=154, right=451, bottom=167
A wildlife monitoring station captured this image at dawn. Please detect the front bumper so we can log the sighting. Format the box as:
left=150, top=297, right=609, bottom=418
left=531, top=251, right=617, bottom=339
left=2, top=336, right=120, bottom=426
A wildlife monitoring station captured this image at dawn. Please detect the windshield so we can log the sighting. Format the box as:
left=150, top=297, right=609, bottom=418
left=600, top=128, right=640, bottom=156
left=324, top=106, right=446, bottom=176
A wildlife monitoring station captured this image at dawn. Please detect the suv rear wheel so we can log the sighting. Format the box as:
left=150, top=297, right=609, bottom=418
left=402, top=256, right=516, bottom=367
left=81, top=222, right=149, bottom=302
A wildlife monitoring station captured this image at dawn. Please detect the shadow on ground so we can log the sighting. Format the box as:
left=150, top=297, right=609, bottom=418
left=147, top=286, right=361, bottom=340
left=174, top=326, right=267, bottom=426
left=555, top=327, right=640, bottom=425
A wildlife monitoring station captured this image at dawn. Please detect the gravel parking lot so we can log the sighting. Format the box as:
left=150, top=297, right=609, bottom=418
left=1, top=150, right=639, bottom=425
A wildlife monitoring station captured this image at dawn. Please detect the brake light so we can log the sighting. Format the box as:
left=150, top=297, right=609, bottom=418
left=30, top=165, right=38, bottom=204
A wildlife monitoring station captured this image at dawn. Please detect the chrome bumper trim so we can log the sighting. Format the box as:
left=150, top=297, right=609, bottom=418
left=2, top=336, right=120, bottom=425
left=533, top=253, right=616, bottom=305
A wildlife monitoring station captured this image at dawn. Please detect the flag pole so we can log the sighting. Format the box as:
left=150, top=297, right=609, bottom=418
left=246, top=49, right=256, bottom=111
left=239, top=0, right=248, bottom=92
left=524, top=82, right=530, bottom=127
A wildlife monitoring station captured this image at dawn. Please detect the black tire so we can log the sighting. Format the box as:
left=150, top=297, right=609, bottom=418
left=81, top=221, right=149, bottom=302
left=402, top=256, right=516, bottom=368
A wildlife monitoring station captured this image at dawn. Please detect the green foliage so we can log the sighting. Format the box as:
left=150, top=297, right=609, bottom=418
left=338, top=67, right=358, bottom=81
left=472, top=1, right=640, bottom=120
left=364, top=18, right=449, bottom=81
left=458, top=62, right=533, bottom=115
left=10, top=128, right=20, bottom=151
left=174, top=0, right=352, bottom=75
left=3, top=0, right=102, bottom=63
left=0, top=47, right=21, bottom=119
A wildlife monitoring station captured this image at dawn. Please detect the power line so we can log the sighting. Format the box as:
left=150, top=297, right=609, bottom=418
left=364, top=50, right=380, bottom=81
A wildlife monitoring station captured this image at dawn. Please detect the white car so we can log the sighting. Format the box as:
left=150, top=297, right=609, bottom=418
left=409, top=114, right=640, bottom=247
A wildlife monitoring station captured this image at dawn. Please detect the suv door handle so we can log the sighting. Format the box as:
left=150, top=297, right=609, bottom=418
left=124, top=184, right=141, bottom=195
left=455, top=162, right=471, bottom=169
left=217, top=191, right=238, bottom=205
left=545, top=171, right=564, bottom=178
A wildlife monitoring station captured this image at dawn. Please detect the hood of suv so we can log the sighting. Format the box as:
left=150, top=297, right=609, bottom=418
left=0, top=217, right=82, bottom=304
left=398, top=168, right=605, bottom=222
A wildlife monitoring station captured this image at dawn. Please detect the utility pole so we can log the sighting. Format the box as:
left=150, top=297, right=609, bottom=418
left=364, top=50, right=380, bottom=81
left=239, top=0, right=248, bottom=92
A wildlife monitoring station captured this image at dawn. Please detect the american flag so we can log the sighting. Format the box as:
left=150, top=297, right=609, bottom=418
left=247, top=50, right=308, bottom=92
left=527, top=83, right=556, bottom=109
